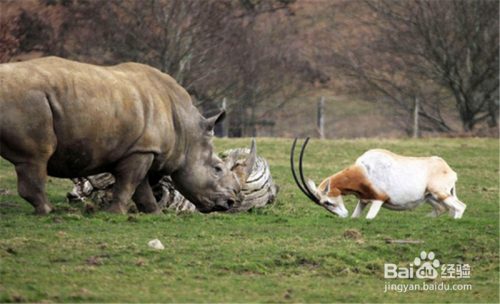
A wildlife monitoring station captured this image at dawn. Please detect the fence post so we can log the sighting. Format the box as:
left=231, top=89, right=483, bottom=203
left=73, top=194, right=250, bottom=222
left=317, top=97, right=325, bottom=139
left=413, top=97, right=419, bottom=138
left=221, top=97, right=229, bottom=137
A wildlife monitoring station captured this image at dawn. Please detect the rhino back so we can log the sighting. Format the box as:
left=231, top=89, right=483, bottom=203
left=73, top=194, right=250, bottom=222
left=0, top=57, right=193, bottom=177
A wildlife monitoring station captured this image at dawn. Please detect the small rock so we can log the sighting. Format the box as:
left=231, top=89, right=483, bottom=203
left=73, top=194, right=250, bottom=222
left=148, top=239, right=165, bottom=250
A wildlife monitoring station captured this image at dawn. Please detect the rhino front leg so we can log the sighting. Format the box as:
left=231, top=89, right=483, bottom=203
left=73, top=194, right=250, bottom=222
left=15, top=162, right=53, bottom=215
left=107, top=153, right=155, bottom=214
left=132, top=177, right=162, bottom=214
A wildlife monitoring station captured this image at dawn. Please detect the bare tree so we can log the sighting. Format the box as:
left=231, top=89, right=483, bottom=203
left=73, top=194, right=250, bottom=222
left=0, top=17, right=19, bottom=63
left=61, top=0, right=309, bottom=136
left=219, top=7, right=315, bottom=137
left=316, top=0, right=499, bottom=133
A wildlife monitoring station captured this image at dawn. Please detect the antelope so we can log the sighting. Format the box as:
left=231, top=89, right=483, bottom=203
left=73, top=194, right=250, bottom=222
left=290, top=137, right=466, bottom=219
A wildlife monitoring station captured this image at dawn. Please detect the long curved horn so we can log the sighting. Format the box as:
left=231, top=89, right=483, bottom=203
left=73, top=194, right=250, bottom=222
left=290, top=136, right=318, bottom=203
left=299, top=136, right=318, bottom=200
left=291, top=137, right=308, bottom=198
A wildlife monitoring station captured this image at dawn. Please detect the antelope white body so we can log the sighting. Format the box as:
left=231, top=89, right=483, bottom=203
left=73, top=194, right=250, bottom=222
left=307, top=148, right=465, bottom=219
left=362, top=150, right=449, bottom=206
left=347, top=149, right=465, bottom=219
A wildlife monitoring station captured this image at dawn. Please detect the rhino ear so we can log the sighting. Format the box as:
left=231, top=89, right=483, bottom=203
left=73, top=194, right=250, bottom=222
left=203, top=109, right=226, bottom=132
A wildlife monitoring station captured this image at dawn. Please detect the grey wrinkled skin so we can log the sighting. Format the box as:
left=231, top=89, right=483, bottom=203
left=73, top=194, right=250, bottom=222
left=0, top=57, right=256, bottom=215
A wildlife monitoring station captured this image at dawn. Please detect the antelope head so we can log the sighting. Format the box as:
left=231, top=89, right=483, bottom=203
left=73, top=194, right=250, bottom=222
left=290, top=136, right=349, bottom=218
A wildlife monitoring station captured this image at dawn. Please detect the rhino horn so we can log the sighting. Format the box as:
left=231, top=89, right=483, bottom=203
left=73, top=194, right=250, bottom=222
left=232, top=139, right=257, bottom=186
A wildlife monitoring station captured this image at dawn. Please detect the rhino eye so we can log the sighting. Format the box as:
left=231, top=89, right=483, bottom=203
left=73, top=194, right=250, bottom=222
left=214, top=166, right=223, bottom=175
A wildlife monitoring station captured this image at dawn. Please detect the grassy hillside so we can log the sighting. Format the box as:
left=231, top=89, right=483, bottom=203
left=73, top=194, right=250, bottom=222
left=0, top=138, right=498, bottom=303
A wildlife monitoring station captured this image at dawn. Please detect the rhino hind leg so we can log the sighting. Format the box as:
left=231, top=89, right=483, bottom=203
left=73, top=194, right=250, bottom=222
left=107, top=153, right=156, bottom=214
left=15, top=162, right=53, bottom=215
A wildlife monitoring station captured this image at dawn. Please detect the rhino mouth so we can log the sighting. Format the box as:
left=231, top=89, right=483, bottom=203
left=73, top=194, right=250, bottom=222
left=210, top=199, right=234, bottom=212
left=197, top=195, right=239, bottom=213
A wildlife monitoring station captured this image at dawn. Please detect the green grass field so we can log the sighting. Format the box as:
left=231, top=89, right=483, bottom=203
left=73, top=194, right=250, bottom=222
left=0, top=138, right=498, bottom=303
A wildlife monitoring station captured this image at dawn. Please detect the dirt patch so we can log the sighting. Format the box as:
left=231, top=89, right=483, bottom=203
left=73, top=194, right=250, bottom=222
left=0, top=189, right=13, bottom=196
left=342, top=229, right=362, bottom=240
left=85, top=254, right=111, bottom=266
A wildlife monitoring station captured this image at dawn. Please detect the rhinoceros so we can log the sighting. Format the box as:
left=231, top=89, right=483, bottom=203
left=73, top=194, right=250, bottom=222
left=0, top=56, right=256, bottom=215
